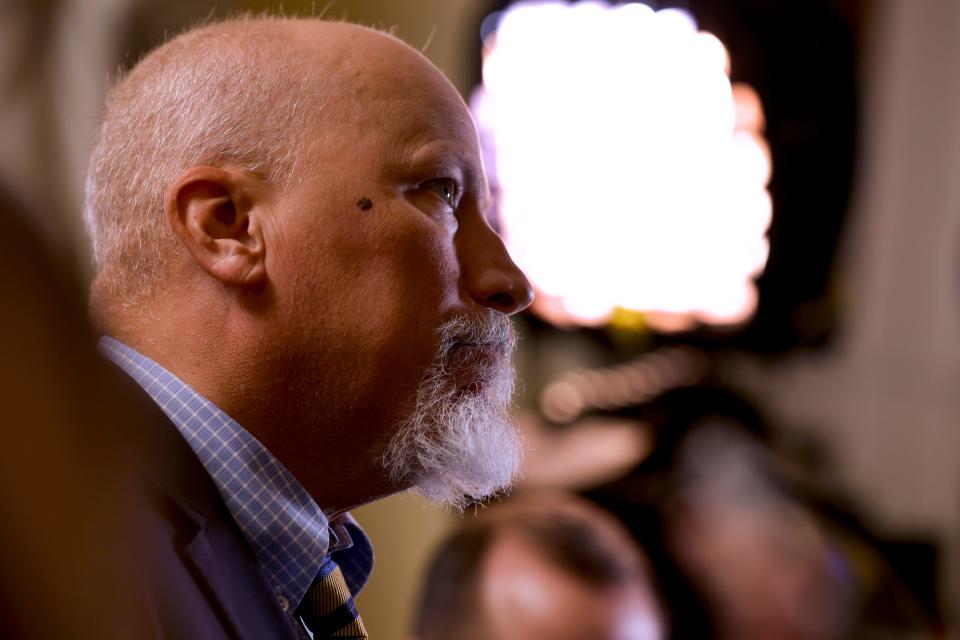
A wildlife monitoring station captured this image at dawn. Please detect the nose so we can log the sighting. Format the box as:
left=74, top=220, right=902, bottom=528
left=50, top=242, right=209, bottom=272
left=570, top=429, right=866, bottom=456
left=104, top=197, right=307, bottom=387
left=457, top=214, right=534, bottom=316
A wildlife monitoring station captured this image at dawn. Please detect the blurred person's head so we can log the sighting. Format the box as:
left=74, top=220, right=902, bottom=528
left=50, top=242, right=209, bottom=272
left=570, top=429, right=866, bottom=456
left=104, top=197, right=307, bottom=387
left=413, top=491, right=664, bottom=640
left=589, top=385, right=944, bottom=640
left=666, top=420, right=856, bottom=640
left=83, top=17, right=533, bottom=512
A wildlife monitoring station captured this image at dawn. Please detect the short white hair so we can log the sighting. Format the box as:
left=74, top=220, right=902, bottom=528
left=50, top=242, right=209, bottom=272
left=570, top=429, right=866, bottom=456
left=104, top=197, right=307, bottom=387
left=85, top=17, right=325, bottom=311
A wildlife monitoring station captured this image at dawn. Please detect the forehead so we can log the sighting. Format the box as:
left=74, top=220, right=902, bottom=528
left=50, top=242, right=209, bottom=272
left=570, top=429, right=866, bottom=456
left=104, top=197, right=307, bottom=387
left=349, top=58, right=481, bottom=162
left=301, top=29, right=481, bottom=158
left=374, top=92, right=487, bottom=196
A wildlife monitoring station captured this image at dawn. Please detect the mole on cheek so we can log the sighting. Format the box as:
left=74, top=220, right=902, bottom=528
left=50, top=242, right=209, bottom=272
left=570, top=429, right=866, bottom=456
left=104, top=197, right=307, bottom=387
left=356, top=197, right=373, bottom=211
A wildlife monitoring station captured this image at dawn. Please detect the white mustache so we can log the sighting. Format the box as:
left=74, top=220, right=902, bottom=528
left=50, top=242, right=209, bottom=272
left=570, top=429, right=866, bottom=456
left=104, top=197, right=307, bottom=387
left=435, top=313, right=517, bottom=363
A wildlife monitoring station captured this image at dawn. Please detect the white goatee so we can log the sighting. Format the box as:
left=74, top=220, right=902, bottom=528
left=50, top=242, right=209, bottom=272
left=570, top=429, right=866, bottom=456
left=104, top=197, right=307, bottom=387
left=381, top=313, right=523, bottom=510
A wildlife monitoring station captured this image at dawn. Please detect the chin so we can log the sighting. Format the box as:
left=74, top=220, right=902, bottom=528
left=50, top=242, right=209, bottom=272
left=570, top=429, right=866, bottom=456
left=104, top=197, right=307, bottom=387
left=414, top=407, right=524, bottom=510
left=381, top=314, right=523, bottom=510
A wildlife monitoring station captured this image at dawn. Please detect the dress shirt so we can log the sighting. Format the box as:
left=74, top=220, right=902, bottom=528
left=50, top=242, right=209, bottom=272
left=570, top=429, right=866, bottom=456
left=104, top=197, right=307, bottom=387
left=99, top=337, right=373, bottom=614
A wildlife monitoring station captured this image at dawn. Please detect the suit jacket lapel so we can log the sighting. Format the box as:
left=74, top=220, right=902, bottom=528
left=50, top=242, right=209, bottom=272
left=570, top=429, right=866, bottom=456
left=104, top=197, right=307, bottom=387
left=184, top=505, right=299, bottom=640
left=117, top=368, right=299, bottom=640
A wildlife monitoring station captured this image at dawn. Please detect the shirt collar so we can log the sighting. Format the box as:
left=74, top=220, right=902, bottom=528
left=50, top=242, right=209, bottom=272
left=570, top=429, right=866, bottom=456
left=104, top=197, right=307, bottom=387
left=99, top=337, right=371, bottom=608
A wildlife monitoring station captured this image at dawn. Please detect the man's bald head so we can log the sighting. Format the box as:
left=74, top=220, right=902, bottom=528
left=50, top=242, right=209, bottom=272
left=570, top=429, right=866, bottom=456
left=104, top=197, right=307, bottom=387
left=85, top=17, right=424, bottom=317
left=85, top=16, right=533, bottom=512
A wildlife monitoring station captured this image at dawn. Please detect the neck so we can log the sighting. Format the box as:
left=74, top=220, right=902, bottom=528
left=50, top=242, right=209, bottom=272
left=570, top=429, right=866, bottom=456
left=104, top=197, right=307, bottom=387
left=106, top=291, right=403, bottom=515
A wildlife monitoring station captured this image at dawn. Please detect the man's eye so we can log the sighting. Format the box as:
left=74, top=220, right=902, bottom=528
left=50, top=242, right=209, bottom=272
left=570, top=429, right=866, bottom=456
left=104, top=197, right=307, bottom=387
left=423, top=179, right=459, bottom=209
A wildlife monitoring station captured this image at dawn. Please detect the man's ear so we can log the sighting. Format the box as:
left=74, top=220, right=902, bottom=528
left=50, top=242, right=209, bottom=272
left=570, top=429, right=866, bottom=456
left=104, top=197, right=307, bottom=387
left=165, top=165, right=267, bottom=288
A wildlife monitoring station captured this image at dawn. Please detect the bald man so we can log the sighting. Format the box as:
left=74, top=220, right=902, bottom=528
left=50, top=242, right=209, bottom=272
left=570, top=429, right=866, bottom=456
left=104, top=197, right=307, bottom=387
left=413, top=492, right=665, bottom=640
left=84, top=17, right=532, bottom=639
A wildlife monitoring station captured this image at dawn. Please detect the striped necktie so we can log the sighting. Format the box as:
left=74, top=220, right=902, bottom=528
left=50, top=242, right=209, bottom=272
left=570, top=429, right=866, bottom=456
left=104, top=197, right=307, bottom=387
left=296, top=556, right=368, bottom=638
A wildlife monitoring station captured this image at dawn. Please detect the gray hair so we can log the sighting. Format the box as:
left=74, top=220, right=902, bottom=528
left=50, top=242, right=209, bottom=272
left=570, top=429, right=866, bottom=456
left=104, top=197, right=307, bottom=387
left=382, top=312, right=523, bottom=511
left=84, top=17, right=320, bottom=310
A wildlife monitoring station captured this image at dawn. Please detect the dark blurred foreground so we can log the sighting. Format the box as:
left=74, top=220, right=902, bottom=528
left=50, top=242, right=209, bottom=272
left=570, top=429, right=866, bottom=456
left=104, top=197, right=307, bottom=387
left=0, top=185, right=157, bottom=638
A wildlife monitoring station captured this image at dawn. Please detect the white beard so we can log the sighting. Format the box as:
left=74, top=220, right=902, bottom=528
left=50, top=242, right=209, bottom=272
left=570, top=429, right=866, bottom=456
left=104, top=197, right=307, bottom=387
left=381, top=313, right=523, bottom=510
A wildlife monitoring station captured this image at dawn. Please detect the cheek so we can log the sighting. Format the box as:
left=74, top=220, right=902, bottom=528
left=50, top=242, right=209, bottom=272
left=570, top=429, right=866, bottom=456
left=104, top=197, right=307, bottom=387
left=321, top=210, right=461, bottom=361
left=383, top=229, right=461, bottom=308
left=357, top=201, right=462, bottom=307
left=287, top=199, right=461, bottom=310
left=345, top=219, right=463, bottom=422
left=271, top=189, right=464, bottom=380
left=362, top=225, right=461, bottom=375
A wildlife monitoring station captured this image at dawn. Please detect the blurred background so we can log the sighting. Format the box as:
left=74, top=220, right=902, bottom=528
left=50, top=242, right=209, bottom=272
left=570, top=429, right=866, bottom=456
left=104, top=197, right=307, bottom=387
left=3, top=0, right=958, bottom=637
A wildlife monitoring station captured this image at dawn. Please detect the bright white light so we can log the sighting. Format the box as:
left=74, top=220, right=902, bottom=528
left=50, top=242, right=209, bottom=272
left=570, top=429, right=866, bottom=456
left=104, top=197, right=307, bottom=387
left=477, top=1, right=773, bottom=329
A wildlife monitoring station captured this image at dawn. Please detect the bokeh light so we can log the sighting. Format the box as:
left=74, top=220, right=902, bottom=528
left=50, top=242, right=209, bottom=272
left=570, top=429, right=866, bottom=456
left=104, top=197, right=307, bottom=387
left=476, top=1, right=773, bottom=330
